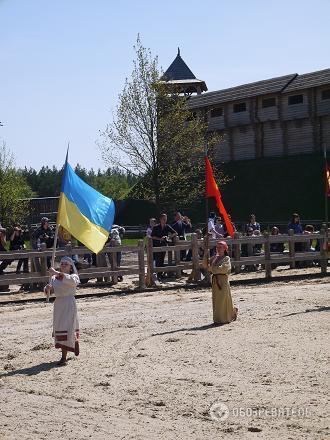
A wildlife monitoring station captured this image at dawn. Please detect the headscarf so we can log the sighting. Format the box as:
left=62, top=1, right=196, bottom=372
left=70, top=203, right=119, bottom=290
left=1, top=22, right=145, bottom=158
left=216, top=240, right=229, bottom=251
left=60, top=256, right=79, bottom=275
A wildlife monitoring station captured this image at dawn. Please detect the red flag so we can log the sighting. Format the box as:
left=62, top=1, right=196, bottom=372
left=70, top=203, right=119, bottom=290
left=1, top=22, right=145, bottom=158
left=326, top=162, right=330, bottom=197
left=205, top=156, right=234, bottom=237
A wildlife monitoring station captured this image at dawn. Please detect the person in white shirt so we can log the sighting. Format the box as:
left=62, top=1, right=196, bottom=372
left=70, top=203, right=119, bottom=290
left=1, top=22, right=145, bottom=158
left=44, top=257, right=80, bottom=366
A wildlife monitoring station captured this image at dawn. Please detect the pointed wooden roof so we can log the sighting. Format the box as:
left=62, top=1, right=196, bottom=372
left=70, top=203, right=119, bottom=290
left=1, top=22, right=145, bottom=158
left=161, top=48, right=207, bottom=94
left=162, top=48, right=196, bottom=81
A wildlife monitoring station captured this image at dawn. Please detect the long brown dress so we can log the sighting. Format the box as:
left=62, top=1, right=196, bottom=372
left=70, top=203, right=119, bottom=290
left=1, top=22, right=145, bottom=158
left=210, top=255, right=237, bottom=324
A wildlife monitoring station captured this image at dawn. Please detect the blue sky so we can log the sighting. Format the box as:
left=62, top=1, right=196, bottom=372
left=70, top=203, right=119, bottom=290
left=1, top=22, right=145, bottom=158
left=0, top=0, right=329, bottom=171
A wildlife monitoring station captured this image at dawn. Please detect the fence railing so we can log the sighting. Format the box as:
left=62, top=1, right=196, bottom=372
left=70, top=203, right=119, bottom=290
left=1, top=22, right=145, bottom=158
left=0, top=229, right=328, bottom=291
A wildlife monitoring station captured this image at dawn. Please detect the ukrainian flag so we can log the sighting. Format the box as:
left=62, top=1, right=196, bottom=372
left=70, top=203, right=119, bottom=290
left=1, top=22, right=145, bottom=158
left=57, top=161, right=115, bottom=253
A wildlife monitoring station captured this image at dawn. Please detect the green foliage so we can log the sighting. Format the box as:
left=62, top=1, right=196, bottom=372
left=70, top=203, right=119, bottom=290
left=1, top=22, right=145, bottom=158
left=19, top=164, right=137, bottom=200
left=0, top=142, right=35, bottom=226
left=99, top=36, right=225, bottom=211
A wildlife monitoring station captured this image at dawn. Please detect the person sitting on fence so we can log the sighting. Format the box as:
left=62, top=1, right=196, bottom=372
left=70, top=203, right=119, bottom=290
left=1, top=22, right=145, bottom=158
left=151, top=213, right=177, bottom=280
left=108, top=224, right=125, bottom=282
left=270, top=227, right=285, bottom=253
left=171, top=212, right=192, bottom=261
left=245, top=214, right=260, bottom=234
left=146, top=218, right=157, bottom=238
left=32, top=217, right=55, bottom=268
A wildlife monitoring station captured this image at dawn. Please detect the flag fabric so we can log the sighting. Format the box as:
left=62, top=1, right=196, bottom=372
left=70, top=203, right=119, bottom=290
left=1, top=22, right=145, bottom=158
left=326, top=162, right=330, bottom=197
left=57, top=162, right=115, bottom=253
left=205, top=156, right=235, bottom=238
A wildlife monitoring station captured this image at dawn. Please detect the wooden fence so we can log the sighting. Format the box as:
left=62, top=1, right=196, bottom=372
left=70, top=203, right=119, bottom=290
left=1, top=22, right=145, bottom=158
left=0, top=230, right=328, bottom=291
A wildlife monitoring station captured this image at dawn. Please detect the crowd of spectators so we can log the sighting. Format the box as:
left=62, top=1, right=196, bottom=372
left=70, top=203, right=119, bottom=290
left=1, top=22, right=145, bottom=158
left=0, top=211, right=328, bottom=286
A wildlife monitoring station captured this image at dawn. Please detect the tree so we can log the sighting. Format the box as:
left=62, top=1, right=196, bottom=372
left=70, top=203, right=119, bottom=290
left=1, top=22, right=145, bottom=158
left=99, top=36, right=223, bottom=211
left=0, top=141, right=35, bottom=226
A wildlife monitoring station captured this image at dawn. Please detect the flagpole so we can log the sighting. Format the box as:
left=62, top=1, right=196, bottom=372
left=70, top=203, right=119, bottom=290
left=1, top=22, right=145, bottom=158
left=204, top=142, right=210, bottom=281
left=324, top=142, right=328, bottom=226
left=46, top=142, right=69, bottom=302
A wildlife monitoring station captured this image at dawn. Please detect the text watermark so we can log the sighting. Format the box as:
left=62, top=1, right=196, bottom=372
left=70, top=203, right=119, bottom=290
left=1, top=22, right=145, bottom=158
left=209, top=402, right=311, bottom=422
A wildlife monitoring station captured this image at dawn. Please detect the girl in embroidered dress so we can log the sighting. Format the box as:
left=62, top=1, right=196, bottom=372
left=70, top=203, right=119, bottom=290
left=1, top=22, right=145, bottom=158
left=208, top=241, right=238, bottom=325
left=44, top=256, right=80, bottom=366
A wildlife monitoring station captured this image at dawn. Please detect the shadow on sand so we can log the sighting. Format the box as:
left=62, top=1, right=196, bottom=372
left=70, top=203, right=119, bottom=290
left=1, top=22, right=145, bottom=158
left=0, top=361, right=58, bottom=378
left=282, top=305, right=330, bottom=318
left=151, top=322, right=224, bottom=337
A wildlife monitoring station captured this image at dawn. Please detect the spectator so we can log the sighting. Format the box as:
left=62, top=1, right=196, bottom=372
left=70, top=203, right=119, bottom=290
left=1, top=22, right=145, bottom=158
left=223, top=214, right=237, bottom=238
left=245, top=214, right=260, bottom=233
left=185, top=228, right=204, bottom=262
left=0, top=227, right=9, bottom=291
left=151, top=214, right=177, bottom=279
left=214, top=217, right=225, bottom=237
left=32, top=217, right=55, bottom=268
left=252, top=229, right=263, bottom=254
left=171, top=212, right=192, bottom=261
left=108, top=224, right=125, bottom=282
left=146, top=218, right=157, bottom=238
left=58, top=226, right=79, bottom=264
left=208, top=211, right=223, bottom=256
left=0, top=227, right=8, bottom=274
left=270, top=227, right=285, bottom=253
left=9, top=224, right=29, bottom=274
left=58, top=226, right=72, bottom=248
left=241, top=227, right=257, bottom=271
left=288, top=213, right=303, bottom=255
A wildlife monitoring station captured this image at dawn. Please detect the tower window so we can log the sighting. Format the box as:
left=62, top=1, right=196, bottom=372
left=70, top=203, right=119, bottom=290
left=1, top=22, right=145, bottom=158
left=233, top=102, right=247, bottom=113
left=210, top=108, right=223, bottom=118
left=262, top=97, right=276, bottom=108
left=288, top=94, right=304, bottom=105
left=321, top=89, right=330, bottom=100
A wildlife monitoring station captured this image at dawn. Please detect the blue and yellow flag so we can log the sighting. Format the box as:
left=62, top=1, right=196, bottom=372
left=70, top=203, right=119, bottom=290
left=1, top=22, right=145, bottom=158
left=57, top=161, right=115, bottom=253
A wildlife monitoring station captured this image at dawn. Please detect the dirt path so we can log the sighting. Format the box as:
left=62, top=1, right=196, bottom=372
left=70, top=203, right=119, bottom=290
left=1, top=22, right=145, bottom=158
left=0, top=278, right=329, bottom=439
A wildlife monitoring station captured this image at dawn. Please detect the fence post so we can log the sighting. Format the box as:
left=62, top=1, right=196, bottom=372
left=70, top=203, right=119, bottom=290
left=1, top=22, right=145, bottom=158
left=146, top=237, right=155, bottom=287
left=64, top=243, right=72, bottom=257
left=39, top=243, right=47, bottom=289
left=96, top=249, right=107, bottom=282
left=191, top=233, right=201, bottom=282
left=138, top=239, right=146, bottom=289
left=233, top=232, right=241, bottom=274
left=111, top=247, right=118, bottom=284
left=320, top=226, right=327, bottom=275
left=173, top=235, right=181, bottom=278
left=288, top=229, right=295, bottom=269
left=263, top=231, right=272, bottom=280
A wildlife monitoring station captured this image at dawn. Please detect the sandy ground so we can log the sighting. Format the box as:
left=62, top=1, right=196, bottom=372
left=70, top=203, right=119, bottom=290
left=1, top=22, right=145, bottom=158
left=0, top=277, right=329, bottom=440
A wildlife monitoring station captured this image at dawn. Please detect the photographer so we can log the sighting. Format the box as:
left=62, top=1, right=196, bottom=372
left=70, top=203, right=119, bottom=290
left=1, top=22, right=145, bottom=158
left=151, top=213, right=177, bottom=279
left=10, top=224, right=29, bottom=274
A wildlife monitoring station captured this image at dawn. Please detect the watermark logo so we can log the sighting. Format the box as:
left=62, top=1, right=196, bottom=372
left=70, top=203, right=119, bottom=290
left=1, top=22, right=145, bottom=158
left=209, top=402, right=230, bottom=421
left=209, top=401, right=311, bottom=422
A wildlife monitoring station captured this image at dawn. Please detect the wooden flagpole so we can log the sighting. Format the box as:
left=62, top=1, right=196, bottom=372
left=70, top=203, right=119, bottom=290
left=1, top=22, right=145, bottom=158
left=46, top=142, right=69, bottom=302
left=203, top=142, right=210, bottom=280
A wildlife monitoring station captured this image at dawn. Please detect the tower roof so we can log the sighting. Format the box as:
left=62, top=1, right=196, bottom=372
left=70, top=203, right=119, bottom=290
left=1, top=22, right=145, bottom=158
left=161, top=48, right=207, bottom=94
left=162, top=48, right=196, bottom=81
